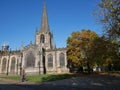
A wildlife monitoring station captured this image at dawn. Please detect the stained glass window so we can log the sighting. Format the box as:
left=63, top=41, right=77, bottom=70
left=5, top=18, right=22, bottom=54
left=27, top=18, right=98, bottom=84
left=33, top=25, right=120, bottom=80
left=10, top=57, right=16, bottom=72
left=48, top=54, right=53, bottom=68
left=2, top=58, right=7, bottom=72
left=59, top=53, right=65, bottom=67
left=26, top=52, right=35, bottom=68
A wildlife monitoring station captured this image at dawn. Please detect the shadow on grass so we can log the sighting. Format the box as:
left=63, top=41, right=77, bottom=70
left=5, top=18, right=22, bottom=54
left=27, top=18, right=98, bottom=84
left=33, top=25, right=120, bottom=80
left=40, top=74, right=71, bottom=82
left=36, top=73, right=85, bottom=84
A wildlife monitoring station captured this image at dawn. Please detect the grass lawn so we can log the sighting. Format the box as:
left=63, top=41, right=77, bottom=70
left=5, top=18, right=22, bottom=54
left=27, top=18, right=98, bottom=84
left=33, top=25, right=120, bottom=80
left=1, top=72, right=119, bottom=83
left=0, top=73, right=80, bottom=84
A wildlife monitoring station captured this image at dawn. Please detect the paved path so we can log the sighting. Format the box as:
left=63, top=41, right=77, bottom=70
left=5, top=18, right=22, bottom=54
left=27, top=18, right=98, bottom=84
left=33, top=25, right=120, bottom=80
left=0, top=74, right=120, bottom=90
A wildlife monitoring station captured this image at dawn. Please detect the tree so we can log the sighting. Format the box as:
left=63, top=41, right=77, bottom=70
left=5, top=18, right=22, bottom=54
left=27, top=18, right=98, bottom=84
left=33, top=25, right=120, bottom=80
left=67, top=31, right=82, bottom=71
left=92, top=36, right=119, bottom=71
left=67, top=30, right=99, bottom=72
left=97, top=0, right=120, bottom=39
left=105, top=39, right=120, bottom=71
left=67, top=30, right=119, bottom=72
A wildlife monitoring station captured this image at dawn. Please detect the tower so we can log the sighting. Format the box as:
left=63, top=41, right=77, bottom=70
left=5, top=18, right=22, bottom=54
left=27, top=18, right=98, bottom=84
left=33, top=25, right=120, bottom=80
left=35, top=1, right=54, bottom=50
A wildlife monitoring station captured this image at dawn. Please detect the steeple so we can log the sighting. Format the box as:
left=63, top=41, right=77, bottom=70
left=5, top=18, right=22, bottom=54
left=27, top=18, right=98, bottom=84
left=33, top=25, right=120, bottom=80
left=40, top=1, right=50, bottom=33
left=35, top=1, right=55, bottom=49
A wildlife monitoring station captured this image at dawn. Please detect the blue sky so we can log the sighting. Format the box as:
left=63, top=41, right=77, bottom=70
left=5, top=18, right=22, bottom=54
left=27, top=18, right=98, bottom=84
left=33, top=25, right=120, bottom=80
left=0, top=0, right=102, bottom=50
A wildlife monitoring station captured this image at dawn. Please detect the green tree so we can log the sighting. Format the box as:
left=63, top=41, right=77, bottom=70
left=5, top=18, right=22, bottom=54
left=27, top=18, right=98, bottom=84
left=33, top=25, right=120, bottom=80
left=97, top=0, right=120, bottom=39
left=104, top=39, right=120, bottom=71
left=92, top=37, right=119, bottom=71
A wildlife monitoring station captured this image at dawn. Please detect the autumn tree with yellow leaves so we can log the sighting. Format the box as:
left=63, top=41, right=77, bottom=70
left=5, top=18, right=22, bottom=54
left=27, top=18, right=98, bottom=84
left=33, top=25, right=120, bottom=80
left=67, top=30, right=119, bottom=72
left=67, top=30, right=98, bottom=72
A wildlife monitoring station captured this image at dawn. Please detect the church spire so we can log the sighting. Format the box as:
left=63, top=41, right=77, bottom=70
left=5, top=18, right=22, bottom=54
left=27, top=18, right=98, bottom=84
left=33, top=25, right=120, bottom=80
left=40, top=0, right=50, bottom=33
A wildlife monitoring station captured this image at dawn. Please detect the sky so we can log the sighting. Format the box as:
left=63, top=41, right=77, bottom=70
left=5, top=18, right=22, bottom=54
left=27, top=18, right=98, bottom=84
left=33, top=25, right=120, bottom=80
left=0, top=0, right=102, bottom=50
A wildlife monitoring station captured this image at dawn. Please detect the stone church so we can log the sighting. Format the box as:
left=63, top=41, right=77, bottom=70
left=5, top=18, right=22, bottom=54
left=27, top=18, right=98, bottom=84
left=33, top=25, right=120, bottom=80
left=0, top=2, right=68, bottom=75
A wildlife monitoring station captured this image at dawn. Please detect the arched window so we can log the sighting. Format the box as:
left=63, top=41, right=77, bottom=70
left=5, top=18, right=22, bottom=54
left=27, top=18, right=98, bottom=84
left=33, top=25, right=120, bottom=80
left=10, top=57, right=16, bottom=72
left=59, top=53, right=65, bottom=67
left=26, top=52, right=35, bottom=68
left=40, top=34, right=45, bottom=43
left=2, top=58, right=7, bottom=72
left=48, top=54, right=53, bottom=68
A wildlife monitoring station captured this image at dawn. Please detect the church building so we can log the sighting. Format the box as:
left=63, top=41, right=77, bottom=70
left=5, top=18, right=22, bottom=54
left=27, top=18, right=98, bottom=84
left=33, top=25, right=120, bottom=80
left=0, top=2, right=68, bottom=75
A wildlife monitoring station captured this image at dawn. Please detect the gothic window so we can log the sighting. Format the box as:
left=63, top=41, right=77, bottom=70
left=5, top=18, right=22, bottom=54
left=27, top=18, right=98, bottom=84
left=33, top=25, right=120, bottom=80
left=2, top=58, right=7, bottom=72
left=48, top=54, right=53, bottom=68
left=59, top=53, right=65, bottom=67
left=40, top=34, right=45, bottom=43
left=10, top=57, right=16, bottom=72
left=26, top=52, right=35, bottom=68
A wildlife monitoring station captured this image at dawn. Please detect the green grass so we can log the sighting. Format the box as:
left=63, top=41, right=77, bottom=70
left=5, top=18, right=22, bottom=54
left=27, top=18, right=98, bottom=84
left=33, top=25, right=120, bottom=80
left=0, top=75, right=21, bottom=81
left=0, top=73, right=79, bottom=83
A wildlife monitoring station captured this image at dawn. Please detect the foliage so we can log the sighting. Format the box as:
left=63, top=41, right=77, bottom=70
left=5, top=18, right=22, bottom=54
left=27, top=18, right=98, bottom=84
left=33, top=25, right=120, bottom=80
left=67, top=30, right=120, bottom=72
left=97, top=0, right=120, bottom=39
left=96, top=0, right=120, bottom=70
left=67, top=30, right=99, bottom=71
left=67, top=31, right=81, bottom=68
